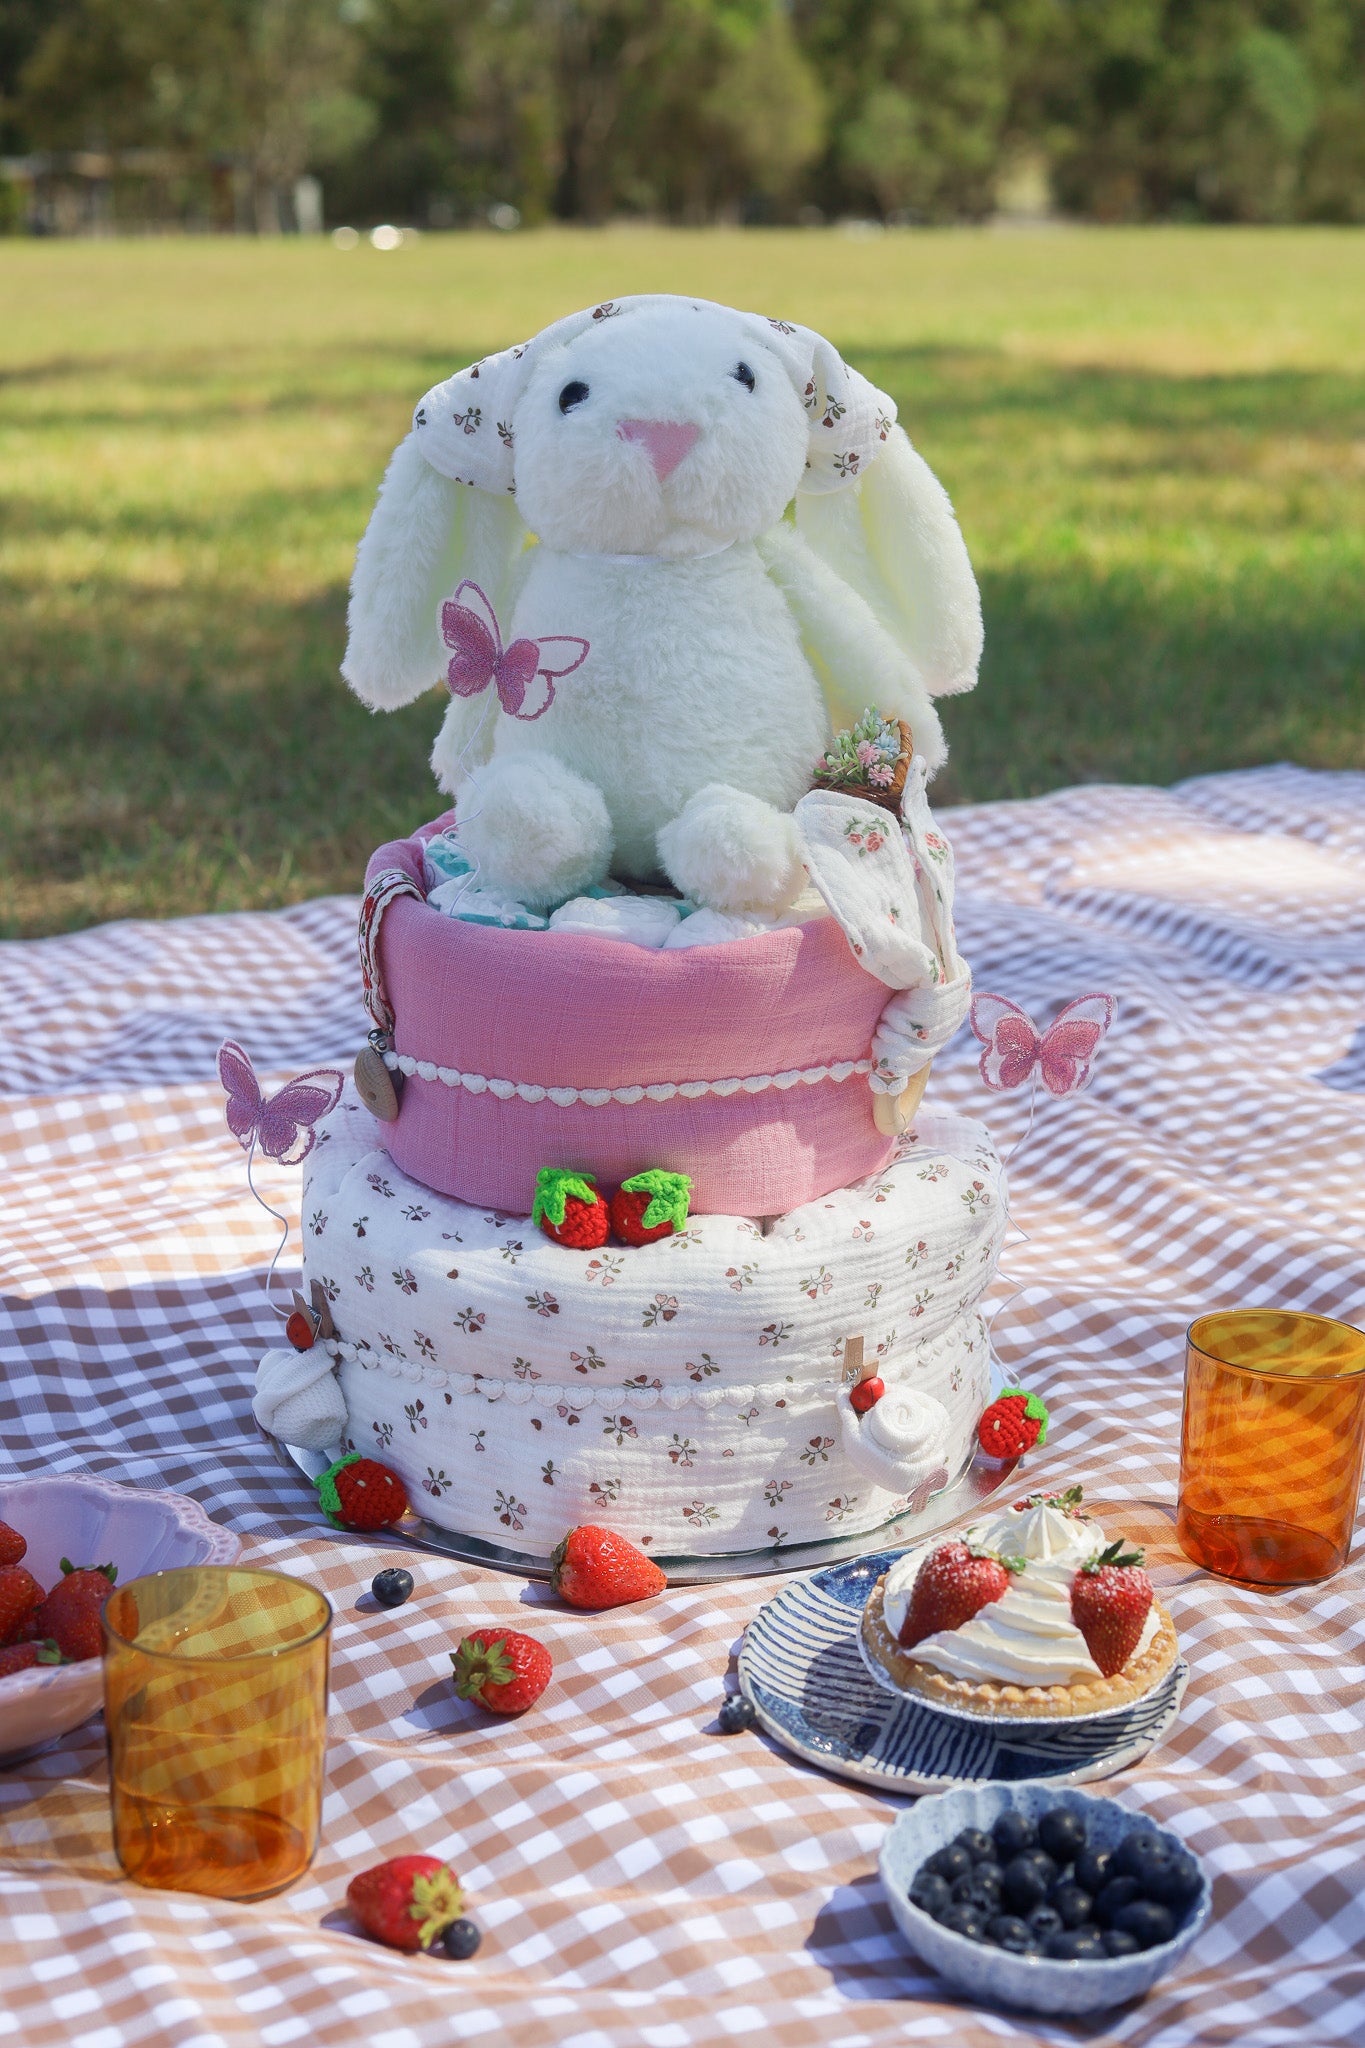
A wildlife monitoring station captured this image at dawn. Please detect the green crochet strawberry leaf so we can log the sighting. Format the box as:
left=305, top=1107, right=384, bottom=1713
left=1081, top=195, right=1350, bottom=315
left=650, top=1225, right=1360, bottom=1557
left=531, top=1167, right=600, bottom=1230
left=620, top=1169, right=693, bottom=1232
left=1023, top=1390, right=1050, bottom=1445
left=315, top=1450, right=361, bottom=1525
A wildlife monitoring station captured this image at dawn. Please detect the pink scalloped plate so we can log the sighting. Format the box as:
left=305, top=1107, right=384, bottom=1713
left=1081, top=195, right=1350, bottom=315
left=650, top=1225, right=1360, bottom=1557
left=0, top=1474, right=241, bottom=1766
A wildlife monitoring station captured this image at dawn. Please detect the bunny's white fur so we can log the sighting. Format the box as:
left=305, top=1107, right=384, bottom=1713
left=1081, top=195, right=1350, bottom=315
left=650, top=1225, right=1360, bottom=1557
left=344, top=297, right=981, bottom=912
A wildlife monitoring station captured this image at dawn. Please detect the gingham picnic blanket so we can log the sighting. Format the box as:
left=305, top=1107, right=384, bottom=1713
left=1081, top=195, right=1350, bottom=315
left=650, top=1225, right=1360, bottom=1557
left=2, top=762, right=1363, bottom=2048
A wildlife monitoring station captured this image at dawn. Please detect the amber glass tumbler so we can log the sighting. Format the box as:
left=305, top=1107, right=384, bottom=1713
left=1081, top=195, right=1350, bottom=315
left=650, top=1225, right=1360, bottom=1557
left=1177, top=1310, right=1365, bottom=1585
left=103, top=1566, right=331, bottom=1899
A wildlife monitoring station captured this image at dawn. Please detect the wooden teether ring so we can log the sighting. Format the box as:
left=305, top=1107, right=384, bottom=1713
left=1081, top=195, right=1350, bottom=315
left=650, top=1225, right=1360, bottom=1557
left=354, top=1045, right=400, bottom=1122
left=872, top=1061, right=931, bottom=1138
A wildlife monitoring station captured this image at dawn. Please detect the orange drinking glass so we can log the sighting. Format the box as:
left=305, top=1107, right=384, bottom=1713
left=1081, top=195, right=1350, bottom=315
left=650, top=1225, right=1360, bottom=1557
left=1177, top=1310, right=1365, bottom=1585
left=103, top=1565, right=331, bottom=1899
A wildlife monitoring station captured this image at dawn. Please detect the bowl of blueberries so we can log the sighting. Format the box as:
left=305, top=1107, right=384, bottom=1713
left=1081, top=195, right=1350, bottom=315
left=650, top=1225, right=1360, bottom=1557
left=879, top=1780, right=1211, bottom=2015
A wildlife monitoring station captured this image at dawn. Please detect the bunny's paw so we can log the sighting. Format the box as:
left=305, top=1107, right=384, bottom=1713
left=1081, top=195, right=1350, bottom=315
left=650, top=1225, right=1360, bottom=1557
left=658, top=784, right=804, bottom=915
left=458, top=755, right=614, bottom=911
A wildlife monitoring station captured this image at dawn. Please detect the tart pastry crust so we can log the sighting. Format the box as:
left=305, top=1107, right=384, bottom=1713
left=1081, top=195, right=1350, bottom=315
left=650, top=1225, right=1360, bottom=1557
left=860, top=1574, right=1179, bottom=1720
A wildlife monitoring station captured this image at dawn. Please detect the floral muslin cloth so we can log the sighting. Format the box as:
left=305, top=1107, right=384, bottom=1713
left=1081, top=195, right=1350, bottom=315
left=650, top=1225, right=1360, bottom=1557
left=794, top=764, right=972, bottom=1094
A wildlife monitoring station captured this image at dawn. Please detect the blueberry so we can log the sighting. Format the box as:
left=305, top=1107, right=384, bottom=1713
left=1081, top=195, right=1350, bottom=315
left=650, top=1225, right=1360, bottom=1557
left=1002, top=1855, right=1051, bottom=1914
left=1143, top=1847, right=1203, bottom=1908
left=938, top=1903, right=987, bottom=1941
left=1113, top=1899, right=1176, bottom=1950
left=954, top=1827, right=996, bottom=1863
left=951, top=1874, right=1002, bottom=1915
left=991, top=1810, right=1038, bottom=1859
left=371, top=1567, right=413, bottom=1608
left=717, top=1694, right=757, bottom=1734
left=972, top=1859, right=1006, bottom=1893
left=1102, top=1927, right=1142, bottom=1957
left=1074, top=1844, right=1112, bottom=1895
left=909, top=1872, right=953, bottom=1920
left=1023, top=1849, right=1059, bottom=1885
left=1046, top=1927, right=1105, bottom=1960
left=441, top=1917, right=482, bottom=1960
left=1050, top=1882, right=1094, bottom=1928
left=1027, top=1904, right=1063, bottom=1938
left=1111, top=1828, right=1168, bottom=1881
left=987, top=1913, right=1033, bottom=1951
left=926, top=1843, right=974, bottom=1883
left=1094, top=1875, right=1143, bottom=1926
left=1037, top=1808, right=1088, bottom=1865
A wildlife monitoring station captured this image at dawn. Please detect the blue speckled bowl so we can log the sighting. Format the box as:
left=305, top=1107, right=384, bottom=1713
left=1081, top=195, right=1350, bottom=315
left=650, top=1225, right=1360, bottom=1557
left=879, top=1780, right=1212, bottom=2015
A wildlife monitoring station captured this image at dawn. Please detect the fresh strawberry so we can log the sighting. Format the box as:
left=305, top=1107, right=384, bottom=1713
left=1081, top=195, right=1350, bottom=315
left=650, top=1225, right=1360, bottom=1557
left=849, top=1376, right=885, bottom=1415
left=0, top=1565, right=44, bottom=1645
left=451, top=1628, right=552, bottom=1714
left=0, top=1522, right=26, bottom=1567
left=34, top=1563, right=117, bottom=1662
left=0, top=1640, right=63, bottom=1679
left=1014, top=1484, right=1085, bottom=1516
left=532, top=1168, right=609, bottom=1249
left=550, top=1525, right=667, bottom=1610
left=977, top=1390, right=1049, bottom=1461
left=316, top=1453, right=408, bottom=1531
left=897, top=1540, right=1022, bottom=1651
left=346, top=1855, right=466, bottom=1953
left=608, top=1170, right=692, bottom=1247
left=1071, top=1540, right=1154, bottom=1677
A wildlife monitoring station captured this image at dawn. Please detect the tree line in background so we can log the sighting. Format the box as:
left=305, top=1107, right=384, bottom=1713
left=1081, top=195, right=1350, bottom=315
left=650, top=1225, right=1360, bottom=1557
left=2, top=0, right=1364, bottom=231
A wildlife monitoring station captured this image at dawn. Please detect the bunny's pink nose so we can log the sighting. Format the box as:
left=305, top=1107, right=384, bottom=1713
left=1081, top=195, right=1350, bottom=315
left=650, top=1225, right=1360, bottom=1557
left=617, top=418, right=700, bottom=481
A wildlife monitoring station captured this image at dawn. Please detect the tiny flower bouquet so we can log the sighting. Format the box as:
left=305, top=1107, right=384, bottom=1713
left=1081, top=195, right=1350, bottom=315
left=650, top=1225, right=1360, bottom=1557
left=811, top=710, right=914, bottom=815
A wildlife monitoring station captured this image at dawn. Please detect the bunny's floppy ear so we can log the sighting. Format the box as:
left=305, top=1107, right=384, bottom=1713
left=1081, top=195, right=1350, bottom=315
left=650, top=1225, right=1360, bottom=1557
left=341, top=336, right=538, bottom=710
left=752, top=319, right=982, bottom=701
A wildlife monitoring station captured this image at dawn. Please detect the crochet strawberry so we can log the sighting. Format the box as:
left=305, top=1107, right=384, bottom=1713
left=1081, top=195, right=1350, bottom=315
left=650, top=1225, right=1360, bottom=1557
left=608, top=1170, right=692, bottom=1247
left=451, top=1628, right=553, bottom=1714
left=316, top=1453, right=408, bottom=1531
left=346, top=1855, right=466, bottom=1953
left=550, top=1525, right=667, bottom=1609
left=532, top=1168, right=610, bottom=1249
left=33, top=1561, right=118, bottom=1662
left=0, top=1640, right=63, bottom=1679
left=849, top=1376, right=885, bottom=1414
left=897, top=1540, right=1023, bottom=1651
left=0, top=1565, right=44, bottom=1646
left=0, top=1522, right=26, bottom=1568
left=977, top=1390, right=1049, bottom=1461
left=1070, top=1540, right=1154, bottom=1677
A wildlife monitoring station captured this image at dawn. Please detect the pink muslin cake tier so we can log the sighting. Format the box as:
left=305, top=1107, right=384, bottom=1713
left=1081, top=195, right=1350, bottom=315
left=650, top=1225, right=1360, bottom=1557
left=366, top=830, right=898, bottom=1217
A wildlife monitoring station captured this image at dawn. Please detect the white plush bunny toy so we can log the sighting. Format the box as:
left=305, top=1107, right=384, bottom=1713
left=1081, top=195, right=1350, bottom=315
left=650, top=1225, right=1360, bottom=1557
left=343, top=295, right=982, bottom=914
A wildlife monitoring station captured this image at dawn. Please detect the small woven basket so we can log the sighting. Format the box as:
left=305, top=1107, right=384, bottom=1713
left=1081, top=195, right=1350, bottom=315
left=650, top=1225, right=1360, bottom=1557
left=811, top=718, right=914, bottom=815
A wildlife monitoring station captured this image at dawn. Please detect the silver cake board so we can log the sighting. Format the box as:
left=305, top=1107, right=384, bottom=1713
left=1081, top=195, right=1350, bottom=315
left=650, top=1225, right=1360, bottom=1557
left=266, top=1431, right=1023, bottom=1586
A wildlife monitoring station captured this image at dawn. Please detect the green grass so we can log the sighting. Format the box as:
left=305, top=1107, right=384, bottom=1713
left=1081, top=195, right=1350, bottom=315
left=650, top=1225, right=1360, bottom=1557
left=2, top=226, right=1363, bottom=936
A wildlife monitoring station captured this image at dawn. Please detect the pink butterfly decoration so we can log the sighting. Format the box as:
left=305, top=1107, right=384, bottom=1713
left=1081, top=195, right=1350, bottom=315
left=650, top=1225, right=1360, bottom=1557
left=441, top=580, right=588, bottom=722
left=969, top=993, right=1117, bottom=1096
left=217, top=1040, right=344, bottom=1166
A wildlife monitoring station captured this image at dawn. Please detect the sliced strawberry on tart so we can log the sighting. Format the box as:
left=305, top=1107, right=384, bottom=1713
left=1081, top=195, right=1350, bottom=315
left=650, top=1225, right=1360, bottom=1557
left=859, top=1484, right=1179, bottom=1721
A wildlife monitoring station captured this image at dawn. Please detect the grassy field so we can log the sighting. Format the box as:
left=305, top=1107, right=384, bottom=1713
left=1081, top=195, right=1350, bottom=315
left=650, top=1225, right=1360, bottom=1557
left=2, top=226, right=1363, bottom=937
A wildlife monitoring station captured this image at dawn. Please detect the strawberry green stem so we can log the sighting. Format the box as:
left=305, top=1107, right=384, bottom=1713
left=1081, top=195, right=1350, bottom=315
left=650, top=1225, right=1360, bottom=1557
left=532, top=1167, right=600, bottom=1230
left=620, top=1169, right=692, bottom=1232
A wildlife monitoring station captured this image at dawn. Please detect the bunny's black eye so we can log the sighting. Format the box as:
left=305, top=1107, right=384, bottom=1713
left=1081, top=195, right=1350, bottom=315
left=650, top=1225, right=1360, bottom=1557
left=558, top=380, right=589, bottom=413
left=732, top=361, right=756, bottom=391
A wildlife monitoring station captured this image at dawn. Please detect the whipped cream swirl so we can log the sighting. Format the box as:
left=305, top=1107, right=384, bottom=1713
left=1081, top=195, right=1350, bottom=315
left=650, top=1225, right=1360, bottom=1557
left=881, top=1498, right=1159, bottom=1686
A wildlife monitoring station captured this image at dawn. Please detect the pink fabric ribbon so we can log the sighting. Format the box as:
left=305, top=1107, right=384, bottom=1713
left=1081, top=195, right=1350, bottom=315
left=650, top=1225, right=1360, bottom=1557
left=441, top=580, right=588, bottom=722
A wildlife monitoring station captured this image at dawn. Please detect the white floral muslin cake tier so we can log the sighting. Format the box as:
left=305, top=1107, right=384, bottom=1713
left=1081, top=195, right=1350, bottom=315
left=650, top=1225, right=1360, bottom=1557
left=284, top=1090, right=1006, bottom=1558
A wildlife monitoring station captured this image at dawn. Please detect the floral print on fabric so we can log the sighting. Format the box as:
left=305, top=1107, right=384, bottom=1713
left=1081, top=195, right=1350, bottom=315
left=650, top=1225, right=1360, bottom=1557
left=303, top=1092, right=1003, bottom=1555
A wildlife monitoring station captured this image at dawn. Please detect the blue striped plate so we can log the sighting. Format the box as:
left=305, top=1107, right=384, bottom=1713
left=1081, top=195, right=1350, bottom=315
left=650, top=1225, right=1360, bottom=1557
left=738, top=1547, right=1188, bottom=1795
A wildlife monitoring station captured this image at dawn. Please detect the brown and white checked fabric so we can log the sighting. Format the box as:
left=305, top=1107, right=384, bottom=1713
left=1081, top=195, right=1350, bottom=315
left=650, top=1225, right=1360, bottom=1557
left=2, top=762, right=1364, bottom=2048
